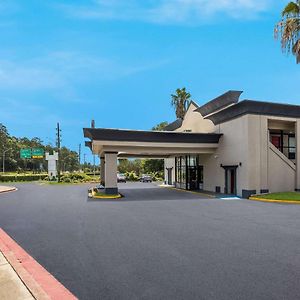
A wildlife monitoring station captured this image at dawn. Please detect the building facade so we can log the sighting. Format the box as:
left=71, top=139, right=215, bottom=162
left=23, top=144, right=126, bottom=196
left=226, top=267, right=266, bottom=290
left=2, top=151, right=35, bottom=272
left=84, top=91, right=300, bottom=198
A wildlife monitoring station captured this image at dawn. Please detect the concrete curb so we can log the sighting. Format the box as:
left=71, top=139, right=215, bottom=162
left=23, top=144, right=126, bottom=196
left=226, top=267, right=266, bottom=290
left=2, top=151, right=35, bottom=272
left=249, top=196, right=300, bottom=204
left=0, top=186, right=17, bottom=194
left=159, top=185, right=215, bottom=198
left=0, top=228, right=78, bottom=300
left=90, top=189, right=122, bottom=199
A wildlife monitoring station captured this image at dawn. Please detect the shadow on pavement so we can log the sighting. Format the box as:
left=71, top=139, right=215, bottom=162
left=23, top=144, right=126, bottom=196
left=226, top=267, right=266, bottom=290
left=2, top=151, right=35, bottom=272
left=87, top=187, right=210, bottom=202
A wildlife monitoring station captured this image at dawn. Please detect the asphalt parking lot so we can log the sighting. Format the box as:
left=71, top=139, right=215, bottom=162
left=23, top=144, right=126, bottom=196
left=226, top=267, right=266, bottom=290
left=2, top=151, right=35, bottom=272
left=0, top=182, right=300, bottom=300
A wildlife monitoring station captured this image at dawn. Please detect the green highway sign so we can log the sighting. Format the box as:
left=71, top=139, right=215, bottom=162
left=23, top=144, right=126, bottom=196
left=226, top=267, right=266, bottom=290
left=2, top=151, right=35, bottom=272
left=20, top=148, right=31, bottom=159
left=32, top=148, right=44, bottom=159
left=20, top=148, right=45, bottom=159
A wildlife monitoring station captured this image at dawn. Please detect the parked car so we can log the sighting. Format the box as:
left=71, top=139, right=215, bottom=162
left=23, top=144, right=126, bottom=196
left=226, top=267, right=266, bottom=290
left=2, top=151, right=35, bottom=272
left=117, top=173, right=127, bottom=183
left=140, top=174, right=152, bottom=182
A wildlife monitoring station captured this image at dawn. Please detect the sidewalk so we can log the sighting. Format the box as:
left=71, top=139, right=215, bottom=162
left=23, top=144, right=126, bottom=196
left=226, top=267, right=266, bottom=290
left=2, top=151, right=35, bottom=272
left=0, top=186, right=17, bottom=194
left=0, top=251, right=34, bottom=300
left=0, top=228, right=77, bottom=300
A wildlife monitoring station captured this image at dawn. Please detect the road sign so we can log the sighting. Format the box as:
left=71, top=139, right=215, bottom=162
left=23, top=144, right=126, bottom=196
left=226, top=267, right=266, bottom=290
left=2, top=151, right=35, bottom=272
left=20, top=148, right=31, bottom=159
left=32, top=148, right=44, bottom=159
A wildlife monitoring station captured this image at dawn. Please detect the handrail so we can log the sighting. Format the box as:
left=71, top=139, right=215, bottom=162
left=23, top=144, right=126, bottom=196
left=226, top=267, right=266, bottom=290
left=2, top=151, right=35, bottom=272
left=269, top=142, right=296, bottom=171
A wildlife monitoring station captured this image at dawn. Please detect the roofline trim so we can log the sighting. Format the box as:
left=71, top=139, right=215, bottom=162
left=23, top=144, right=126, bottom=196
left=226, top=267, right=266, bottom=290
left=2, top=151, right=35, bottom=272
left=195, top=90, right=243, bottom=117
left=204, top=100, right=300, bottom=124
left=83, top=128, right=223, bottom=144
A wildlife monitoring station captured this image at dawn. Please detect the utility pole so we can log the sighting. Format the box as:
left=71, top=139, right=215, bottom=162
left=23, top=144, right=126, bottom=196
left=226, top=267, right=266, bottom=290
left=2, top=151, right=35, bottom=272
left=83, top=153, right=86, bottom=172
left=2, top=148, right=12, bottom=174
left=78, top=143, right=81, bottom=170
left=56, top=123, right=61, bottom=182
left=93, top=154, right=96, bottom=178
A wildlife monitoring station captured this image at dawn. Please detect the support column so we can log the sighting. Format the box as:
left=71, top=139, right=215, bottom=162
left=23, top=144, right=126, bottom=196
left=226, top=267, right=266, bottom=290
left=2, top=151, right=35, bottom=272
left=104, top=152, right=118, bottom=194
left=295, top=121, right=300, bottom=191
left=259, top=117, right=269, bottom=193
left=100, top=156, right=105, bottom=185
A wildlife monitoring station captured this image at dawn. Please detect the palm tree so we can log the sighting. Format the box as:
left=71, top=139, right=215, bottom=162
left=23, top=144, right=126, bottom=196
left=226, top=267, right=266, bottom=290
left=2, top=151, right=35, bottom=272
left=275, top=1, right=300, bottom=63
left=171, top=87, right=192, bottom=119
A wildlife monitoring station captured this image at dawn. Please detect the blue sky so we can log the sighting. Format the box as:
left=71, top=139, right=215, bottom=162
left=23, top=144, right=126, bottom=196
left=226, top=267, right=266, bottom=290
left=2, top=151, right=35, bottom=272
left=0, top=0, right=298, bottom=161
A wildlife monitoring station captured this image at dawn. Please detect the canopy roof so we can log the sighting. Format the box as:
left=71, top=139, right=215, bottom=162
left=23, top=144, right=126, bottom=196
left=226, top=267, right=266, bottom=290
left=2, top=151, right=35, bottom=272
left=84, top=128, right=222, bottom=158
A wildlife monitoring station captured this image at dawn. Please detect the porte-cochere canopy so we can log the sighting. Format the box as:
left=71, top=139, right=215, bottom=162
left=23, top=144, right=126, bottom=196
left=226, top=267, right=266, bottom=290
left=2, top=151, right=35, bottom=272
left=83, top=128, right=222, bottom=158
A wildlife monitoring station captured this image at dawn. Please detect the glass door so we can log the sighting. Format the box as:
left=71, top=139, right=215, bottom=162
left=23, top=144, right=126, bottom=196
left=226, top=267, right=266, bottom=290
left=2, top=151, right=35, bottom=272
left=187, top=166, right=198, bottom=190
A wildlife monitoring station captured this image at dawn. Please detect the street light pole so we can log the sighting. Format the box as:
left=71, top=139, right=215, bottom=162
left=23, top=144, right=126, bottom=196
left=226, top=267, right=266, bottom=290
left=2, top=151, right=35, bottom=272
left=2, top=148, right=12, bottom=174
left=56, top=123, right=61, bottom=182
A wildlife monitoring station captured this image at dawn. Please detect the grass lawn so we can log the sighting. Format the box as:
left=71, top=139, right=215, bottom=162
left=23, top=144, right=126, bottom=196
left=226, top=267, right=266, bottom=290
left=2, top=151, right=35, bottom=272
left=256, top=192, right=300, bottom=201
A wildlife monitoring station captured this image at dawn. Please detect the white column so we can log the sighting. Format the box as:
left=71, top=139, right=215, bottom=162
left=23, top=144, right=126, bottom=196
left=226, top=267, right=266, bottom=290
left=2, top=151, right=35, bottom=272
left=104, top=152, right=118, bottom=194
left=100, top=156, right=105, bottom=185
left=295, top=121, right=300, bottom=191
left=164, top=157, right=175, bottom=186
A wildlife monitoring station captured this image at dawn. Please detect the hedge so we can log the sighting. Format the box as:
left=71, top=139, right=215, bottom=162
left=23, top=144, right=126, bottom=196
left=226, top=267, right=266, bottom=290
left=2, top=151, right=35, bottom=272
left=0, top=174, right=48, bottom=182
left=85, top=172, right=100, bottom=176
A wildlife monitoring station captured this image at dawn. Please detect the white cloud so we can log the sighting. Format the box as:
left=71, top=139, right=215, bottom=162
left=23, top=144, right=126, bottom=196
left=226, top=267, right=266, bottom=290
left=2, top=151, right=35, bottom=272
left=0, top=59, right=65, bottom=90
left=0, top=51, right=169, bottom=91
left=59, top=0, right=277, bottom=24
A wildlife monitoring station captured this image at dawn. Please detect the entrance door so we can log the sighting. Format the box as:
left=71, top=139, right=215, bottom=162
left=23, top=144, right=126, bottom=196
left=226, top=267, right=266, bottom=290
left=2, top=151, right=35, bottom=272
left=167, top=168, right=172, bottom=185
left=223, top=166, right=238, bottom=195
left=229, top=169, right=235, bottom=194
left=187, top=167, right=198, bottom=190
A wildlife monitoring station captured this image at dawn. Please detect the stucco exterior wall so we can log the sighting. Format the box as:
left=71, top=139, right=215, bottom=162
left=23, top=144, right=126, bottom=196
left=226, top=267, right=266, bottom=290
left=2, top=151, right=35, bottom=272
left=175, top=102, right=216, bottom=133
left=201, top=115, right=249, bottom=196
left=201, top=114, right=298, bottom=196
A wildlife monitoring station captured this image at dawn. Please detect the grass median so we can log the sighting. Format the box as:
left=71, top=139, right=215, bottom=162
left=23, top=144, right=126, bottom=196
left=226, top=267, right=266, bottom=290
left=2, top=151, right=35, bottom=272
left=250, top=192, right=300, bottom=203
left=255, top=192, right=300, bottom=201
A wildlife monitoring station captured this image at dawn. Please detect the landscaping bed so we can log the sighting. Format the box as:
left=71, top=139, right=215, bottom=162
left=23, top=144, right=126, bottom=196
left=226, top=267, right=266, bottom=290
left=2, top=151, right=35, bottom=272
left=250, top=192, right=300, bottom=203
left=88, top=187, right=122, bottom=199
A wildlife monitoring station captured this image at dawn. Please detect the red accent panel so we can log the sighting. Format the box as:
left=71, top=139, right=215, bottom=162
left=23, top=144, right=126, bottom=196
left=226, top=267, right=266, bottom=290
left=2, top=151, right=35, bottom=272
left=271, top=136, right=281, bottom=148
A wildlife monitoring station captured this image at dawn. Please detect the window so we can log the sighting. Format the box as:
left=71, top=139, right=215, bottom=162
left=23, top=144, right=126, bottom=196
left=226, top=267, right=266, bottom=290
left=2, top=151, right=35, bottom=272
left=175, top=156, right=186, bottom=189
left=270, top=131, right=296, bottom=160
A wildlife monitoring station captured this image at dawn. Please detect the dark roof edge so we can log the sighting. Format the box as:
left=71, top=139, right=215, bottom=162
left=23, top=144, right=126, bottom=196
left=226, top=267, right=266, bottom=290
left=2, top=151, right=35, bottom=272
left=196, top=90, right=243, bottom=117
left=83, top=128, right=222, bottom=144
left=163, top=118, right=183, bottom=131
left=188, top=100, right=199, bottom=109
left=205, top=100, right=300, bottom=125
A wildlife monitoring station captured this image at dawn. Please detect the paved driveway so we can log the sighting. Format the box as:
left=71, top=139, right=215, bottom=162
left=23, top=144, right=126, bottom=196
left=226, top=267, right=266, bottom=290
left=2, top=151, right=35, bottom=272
left=0, top=182, right=300, bottom=300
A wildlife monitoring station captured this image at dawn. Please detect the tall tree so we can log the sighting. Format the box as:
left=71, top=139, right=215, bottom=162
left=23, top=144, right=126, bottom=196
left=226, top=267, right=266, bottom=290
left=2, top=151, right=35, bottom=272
left=0, top=122, right=80, bottom=173
left=275, top=1, right=300, bottom=63
left=171, top=87, right=192, bottom=119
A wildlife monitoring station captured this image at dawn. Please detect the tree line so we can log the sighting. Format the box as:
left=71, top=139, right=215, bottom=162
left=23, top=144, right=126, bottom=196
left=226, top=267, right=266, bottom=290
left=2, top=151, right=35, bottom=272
left=0, top=87, right=192, bottom=174
left=0, top=123, right=79, bottom=173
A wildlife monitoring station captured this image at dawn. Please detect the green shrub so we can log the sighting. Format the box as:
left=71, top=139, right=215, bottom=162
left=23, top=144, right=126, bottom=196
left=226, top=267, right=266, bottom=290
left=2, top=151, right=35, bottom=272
left=125, top=171, right=139, bottom=181
left=149, top=171, right=164, bottom=182
left=0, top=174, right=48, bottom=182
left=85, top=172, right=100, bottom=176
left=59, top=173, right=94, bottom=183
